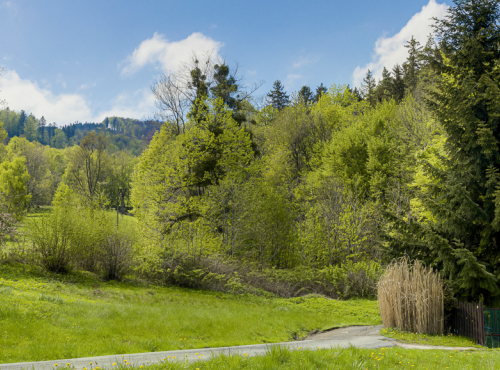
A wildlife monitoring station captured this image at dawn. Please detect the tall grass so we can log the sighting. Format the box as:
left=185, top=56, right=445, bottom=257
left=378, top=258, right=444, bottom=335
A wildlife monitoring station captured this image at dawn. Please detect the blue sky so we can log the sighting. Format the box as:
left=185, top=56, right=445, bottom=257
left=0, top=0, right=448, bottom=125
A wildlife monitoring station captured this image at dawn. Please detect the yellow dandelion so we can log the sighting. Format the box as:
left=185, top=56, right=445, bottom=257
left=112, top=363, right=116, bottom=367
left=54, top=364, right=58, bottom=367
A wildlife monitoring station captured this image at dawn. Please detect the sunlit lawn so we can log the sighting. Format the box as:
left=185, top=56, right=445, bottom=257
left=0, top=263, right=381, bottom=363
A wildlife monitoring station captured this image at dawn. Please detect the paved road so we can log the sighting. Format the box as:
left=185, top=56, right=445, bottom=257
left=0, top=326, right=476, bottom=370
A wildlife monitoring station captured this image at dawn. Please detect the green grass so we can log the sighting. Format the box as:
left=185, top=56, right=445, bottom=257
left=68, top=346, right=500, bottom=370
left=380, top=328, right=481, bottom=348
left=0, top=263, right=381, bottom=363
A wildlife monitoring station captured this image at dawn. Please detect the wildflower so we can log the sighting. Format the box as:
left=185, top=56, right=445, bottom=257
left=112, top=364, right=116, bottom=367
left=140, top=366, right=143, bottom=369
left=66, top=364, right=70, bottom=367
left=54, top=364, right=58, bottom=367
left=89, top=363, right=92, bottom=366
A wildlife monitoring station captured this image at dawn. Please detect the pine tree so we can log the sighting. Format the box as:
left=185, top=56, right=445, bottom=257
left=391, top=65, right=406, bottom=103
left=375, top=67, right=393, bottom=102
left=38, top=116, right=46, bottom=144
left=17, top=110, right=26, bottom=137
left=403, top=36, right=423, bottom=92
left=401, top=0, right=500, bottom=301
left=361, top=70, right=376, bottom=106
left=267, top=80, right=289, bottom=110
left=314, top=83, right=327, bottom=102
left=298, top=85, right=314, bottom=105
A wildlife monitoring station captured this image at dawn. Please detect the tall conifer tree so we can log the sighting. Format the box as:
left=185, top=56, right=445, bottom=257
left=267, top=80, right=289, bottom=110
left=396, top=0, right=500, bottom=301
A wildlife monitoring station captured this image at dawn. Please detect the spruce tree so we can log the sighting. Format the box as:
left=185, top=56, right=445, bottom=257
left=298, top=85, right=314, bottom=105
left=267, top=80, right=289, bottom=110
left=390, top=64, right=406, bottom=103
left=361, top=70, right=376, bottom=106
left=403, top=36, right=423, bottom=92
left=314, top=83, right=328, bottom=103
left=375, top=67, right=393, bottom=102
left=398, top=0, right=500, bottom=301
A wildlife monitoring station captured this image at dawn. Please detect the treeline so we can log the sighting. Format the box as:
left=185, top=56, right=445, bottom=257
left=0, top=109, right=160, bottom=155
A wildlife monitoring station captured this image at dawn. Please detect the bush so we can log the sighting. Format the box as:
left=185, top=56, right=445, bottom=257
left=28, top=204, right=135, bottom=280
left=0, top=211, right=18, bottom=262
left=100, top=232, right=134, bottom=281
left=29, top=209, right=73, bottom=273
left=378, top=258, right=444, bottom=335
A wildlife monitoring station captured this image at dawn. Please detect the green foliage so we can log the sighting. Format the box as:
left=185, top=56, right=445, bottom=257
left=28, top=195, right=136, bottom=280
left=132, top=97, right=253, bottom=243
left=0, top=156, right=31, bottom=219
left=28, top=207, right=73, bottom=273
left=393, top=0, right=500, bottom=301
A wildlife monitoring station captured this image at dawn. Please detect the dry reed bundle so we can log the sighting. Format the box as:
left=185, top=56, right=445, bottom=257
left=378, top=257, right=444, bottom=335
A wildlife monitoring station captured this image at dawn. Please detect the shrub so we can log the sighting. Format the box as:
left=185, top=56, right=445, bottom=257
left=100, top=231, right=134, bottom=281
left=28, top=203, right=135, bottom=280
left=378, top=258, right=444, bottom=335
left=0, top=211, right=18, bottom=262
left=29, top=209, right=73, bottom=273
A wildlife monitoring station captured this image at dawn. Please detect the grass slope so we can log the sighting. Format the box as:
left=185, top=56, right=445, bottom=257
left=0, top=264, right=380, bottom=363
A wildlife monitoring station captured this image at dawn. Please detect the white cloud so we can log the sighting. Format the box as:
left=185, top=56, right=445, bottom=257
left=93, top=88, right=156, bottom=122
left=0, top=70, right=156, bottom=124
left=80, top=82, right=96, bottom=90
left=0, top=70, right=93, bottom=124
left=0, top=1, right=18, bottom=14
left=121, top=32, right=223, bottom=76
left=352, top=0, right=448, bottom=87
left=284, top=74, right=303, bottom=91
left=292, top=54, right=319, bottom=69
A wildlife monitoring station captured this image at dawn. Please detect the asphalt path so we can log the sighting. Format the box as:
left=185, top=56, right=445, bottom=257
left=0, top=325, right=476, bottom=370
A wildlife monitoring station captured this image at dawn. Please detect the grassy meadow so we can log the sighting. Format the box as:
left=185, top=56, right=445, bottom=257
left=0, top=263, right=381, bottom=363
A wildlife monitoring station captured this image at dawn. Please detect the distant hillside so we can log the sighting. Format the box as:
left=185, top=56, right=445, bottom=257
left=0, top=108, right=161, bottom=155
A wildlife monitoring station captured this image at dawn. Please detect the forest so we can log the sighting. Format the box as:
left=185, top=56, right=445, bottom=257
left=1, top=0, right=500, bottom=308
